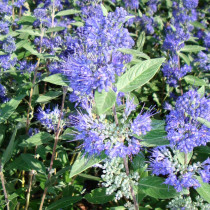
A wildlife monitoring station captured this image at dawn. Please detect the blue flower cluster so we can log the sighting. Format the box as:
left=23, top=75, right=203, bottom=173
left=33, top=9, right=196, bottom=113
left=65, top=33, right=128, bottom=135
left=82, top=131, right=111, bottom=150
left=73, top=99, right=153, bottom=158
left=111, top=0, right=139, bottom=10
left=162, top=55, right=192, bottom=86
left=61, top=6, right=134, bottom=100
left=0, top=2, right=18, bottom=71
left=194, top=51, right=210, bottom=72
left=149, top=146, right=209, bottom=192
left=166, top=89, right=210, bottom=153
left=0, top=84, right=8, bottom=103
left=161, top=0, right=199, bottom=86
left=36, top=106, right=65, bottom=131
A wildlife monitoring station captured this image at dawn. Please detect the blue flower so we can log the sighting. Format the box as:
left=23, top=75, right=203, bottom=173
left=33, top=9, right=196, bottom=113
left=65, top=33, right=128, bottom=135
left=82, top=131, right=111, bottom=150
left=162, top=54, right=192, bottom=87
left=182, top=0, right=199, bottom=9
left=166, top=90, right=210, bottom=153
left=36, top=106, right=65, bottom=131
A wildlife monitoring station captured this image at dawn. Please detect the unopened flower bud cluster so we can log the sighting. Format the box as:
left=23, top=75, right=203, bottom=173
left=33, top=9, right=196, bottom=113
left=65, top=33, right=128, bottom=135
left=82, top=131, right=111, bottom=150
left=101, top=157, right=140, bottom=201
left=167, top=195, right=210, bottom=210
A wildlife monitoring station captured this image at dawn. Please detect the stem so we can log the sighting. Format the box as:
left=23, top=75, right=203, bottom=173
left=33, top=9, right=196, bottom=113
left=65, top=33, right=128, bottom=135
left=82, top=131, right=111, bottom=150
left=112, top=105, right=138, bottom=209
left=112, top=105, right=118, bottom=126
left=0, top=163, right=10, bottom=210
left=25, top=146, right=37, bottom=210
left=12, top=0, right=15, bottom=21
left=177, top=55, right=183, bottom=96
left=24, top=28, right=44, bottom=207
left=39, top=87, right=68, bottom=210
left=19, top=6, right=22, bottom=18
left=184, top=153, right=188, bottom=165
left=123, top=158, right=139, bottom=210
left=25, top=171, right=34, bottom=210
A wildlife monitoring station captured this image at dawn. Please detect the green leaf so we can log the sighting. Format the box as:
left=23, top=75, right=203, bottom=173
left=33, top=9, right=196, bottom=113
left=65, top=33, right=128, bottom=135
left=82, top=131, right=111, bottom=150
left=177, top=151, right=193, bottom=165
left=0, top=93, right=26, bottom=123
left=1, top=124, right=21, bottom=167
left=0, top=125, right=6, bottom=146
left=137, top=31, right=145, bottom=51
left=70, top=21, right=84, bottom=27
left=17, top=16, right=36, bottom=24
left=36, top=91, right=62, bottom=103
left=46, top=197, right=82, bottom=210
left=184, top=75, right=208, bottom=86
left=197, top=117, right=210, bottom=128
left=138, top=176, right=178, bottom=199
left=191, top=21, right=206, bottom=29
left=55, top=9, right=81, bottom=17
left=116, top=58, right=165, bottom=92
left=43, top=74, right=69, bottom=86
left=16, top=40, right=29, bottom=49
left=46, top=27, right=65, bottom=33
left=118, top=48, right=150, bottom=59
left=84, top=188, right=115, bottom=204
left=20, top=154, right=46, bottom=174
left=16, top=29, right=42, bottom=36
left=95, top=89, right=116, bottom=115
left=101, top=4, right=108, bottom=16
left=141, top=130, right=169, bottom=147
left=69, top=153, right=106, bottom=179
left=197, top=86, right=205, bottom=97
left=196, top=176, right=210, bottom=203
left=178, top=52, right=190, bottom=66
left=22, top=44, right=43, bottom=58
left=180, top=45, right=206, bottom=52
left=19, top=132, right=53, bottom=147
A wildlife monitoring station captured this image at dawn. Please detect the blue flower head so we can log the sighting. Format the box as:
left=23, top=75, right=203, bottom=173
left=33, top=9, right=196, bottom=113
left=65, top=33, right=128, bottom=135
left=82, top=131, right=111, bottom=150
left=166, top=90, right=210, bottom=153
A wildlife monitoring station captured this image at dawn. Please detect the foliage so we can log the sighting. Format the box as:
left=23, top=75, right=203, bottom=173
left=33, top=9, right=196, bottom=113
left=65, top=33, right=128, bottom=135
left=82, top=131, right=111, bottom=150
left=0, top=0, right=209, bottom=210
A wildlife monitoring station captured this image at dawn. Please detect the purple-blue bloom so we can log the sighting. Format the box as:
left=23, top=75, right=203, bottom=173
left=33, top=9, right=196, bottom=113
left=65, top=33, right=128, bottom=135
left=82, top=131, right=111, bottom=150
left=199, top=158, right=210, bottom=183
left=162, top=55, right=192, bottom=87
left=166, top=90, right=210, bottom=153
left=61, top=7, right=134, bottom=99
left=150, top=146, right=202, bottom=192
left=182, top=0, right=199, bottom=9
left=36, top=106, right=64, bottom=131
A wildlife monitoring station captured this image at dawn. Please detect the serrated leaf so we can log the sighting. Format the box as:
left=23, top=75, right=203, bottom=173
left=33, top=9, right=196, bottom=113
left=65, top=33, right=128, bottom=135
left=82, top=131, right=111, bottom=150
left=69, top=153, right=106, bottom=179
left=191, top=21, right=206, bottom=29
left=46, top=27, right=65, bottom=33
left=137, top=31, right=145, bottom=51
left=180, top=45, right=206, bottom=52
left=84, top=188, right=115, bottom=204
left=1, top=124, right=19, bottom=167
left=116, top=58, right=165, bottom=92
left=46, top=197, right=82, bottom=210
left=36, top=91, right=62, bottom=103
left=70, top=21, right=84, bottom=27
left=197, top=86, right=205, bottom=97
left=196, top=176, right=210, bottom=203
left=0, top=93, right=26, bottom=123
left=20, top=154, right=46, bottom=174
left=178, top=52, right=190, bottom=66
left=184, top=75, right=208, bottom=86
left=177, top=151, right=193, bottom=165
left=17, top=16, right=36, bottom=24
left=141, top=130, right=169, bottom=147
left=197, top=117, right=210, bottom=128
left=19, top=132, right=53, bottom=147
left=138, top=176, right=178, bottom=199
left=55, top=9, right=81, bottom=17
left=118, top=48, right=150, bottom=59
left=95, top=89, right=116, bottom=115
left=43, top=74, right=69, bottom=86
left=16, top=29, right=42, bottom=36
left=23, top=44, right=43, bottom=58
left=101, top=4, right=108, bottom=16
